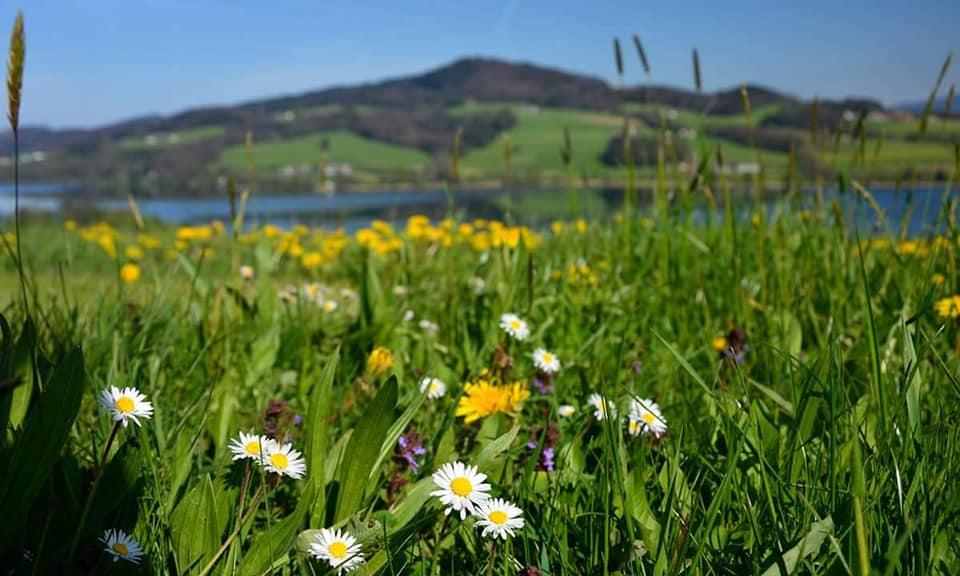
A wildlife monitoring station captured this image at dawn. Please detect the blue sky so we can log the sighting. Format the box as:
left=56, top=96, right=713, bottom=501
left=7, top=0, right=959, bottom=127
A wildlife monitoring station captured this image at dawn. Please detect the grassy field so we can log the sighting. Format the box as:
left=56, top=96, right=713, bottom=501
left=120, top=125, right=226, bottom=151
left=205, top=99, right=960, bottom=186
left=219, top=130, right=431, bottom=175
left=1, top=188, right=960, bottom=573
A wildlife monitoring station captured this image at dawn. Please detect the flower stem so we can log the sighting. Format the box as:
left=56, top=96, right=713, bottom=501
left=68, top=420, right=122, bottom=560
left=196, top=483, right=267, bottom=576
left=486, top=539, right=498, bottom=576
left=430, top=513, right=450, bottom=575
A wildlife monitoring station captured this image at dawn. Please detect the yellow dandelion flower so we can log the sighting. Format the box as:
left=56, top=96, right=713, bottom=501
left=302, top=252, right=324, bottom=270
left=932, top=273, right=945, bottom=285
left=137, top=234, right=161, bottom=249
left=125, top=245, right=144, bottom=261
left=455, top=379, right=529, bottom=423
left=711, top=336, right=729, bottom=352
left=934, top=295, right=960, bottom=319
left=366, top=347, right=394, bottom=377
left=120, top=264, right=141, bottom=283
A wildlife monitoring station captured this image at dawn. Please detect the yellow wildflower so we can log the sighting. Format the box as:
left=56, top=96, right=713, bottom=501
left=935, top=295, right=960, bottom=319
left=366, top=347, right=394, bottom=377
left=711, top=336, right=729, bottom=352
left=455, top=379, right=530, bottom=423
left=302, top=252, right=324, bottom=270
left=120, top=263, right=141, bottom=283
left=125, top=245, right=144, bottom=261
left=137, top=234, right=161, bottom=249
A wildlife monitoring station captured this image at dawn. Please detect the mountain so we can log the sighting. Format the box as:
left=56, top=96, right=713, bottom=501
left=0, top=56, right=912, bottom=195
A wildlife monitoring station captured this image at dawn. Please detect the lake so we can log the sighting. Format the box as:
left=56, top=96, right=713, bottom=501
left=0, top=183, right=957, bottom=235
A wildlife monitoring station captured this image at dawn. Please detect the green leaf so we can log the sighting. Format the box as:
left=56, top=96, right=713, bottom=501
left=371, top=385, right=426, bottom=482
left=170, top=475, right=221, bottom=573
left=177, top=252, right=211, bottom=298
left=475, top=425, right=520, bottom=472
left=387, top=477, right=436, bottom=533
left=308, top=349, right=339, bottom=526
left=624, top=468, right=661, bottom=554
left=901, top=319, right=921, bottom=439
left=335, top=377, right=397, bottom=522
left=761, top=516, right=834, bottom=576
left=771, top=310, right=803, bottom=358
left=240, top=481, right=315, bottom=576
left=3, top=319, right=36, bottom=433
left=245, top=326, right=279, bottom=388
left=0, top=347, right=85, bottom=547
left=653, top=330, right=713, bottom=397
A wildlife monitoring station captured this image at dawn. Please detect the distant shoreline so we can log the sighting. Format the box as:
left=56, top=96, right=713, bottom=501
left=1, top=178, right=955, bottom=200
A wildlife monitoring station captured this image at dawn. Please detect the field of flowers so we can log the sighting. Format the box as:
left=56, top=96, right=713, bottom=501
left=1, top=191, right=960, bottom=575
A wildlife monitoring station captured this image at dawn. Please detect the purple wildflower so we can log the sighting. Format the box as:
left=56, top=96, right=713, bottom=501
left=533, top=377, right=554, bottom=395
left=395, top=430, right=426, bottom=475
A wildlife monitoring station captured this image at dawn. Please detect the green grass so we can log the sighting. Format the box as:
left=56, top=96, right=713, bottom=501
left=457, top=106, right=622, bottom=179
left=2, top=189, right=960, bottom=573
left=119, top=125, right=225, bottom=151
left=218, top=130, right=430, bottom=173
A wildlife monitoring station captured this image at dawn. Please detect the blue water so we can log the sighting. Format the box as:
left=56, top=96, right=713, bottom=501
left=0, top=182, right=956, bottom=235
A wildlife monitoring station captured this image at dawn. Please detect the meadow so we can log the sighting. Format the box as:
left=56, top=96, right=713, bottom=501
left=2, top=185, right=960, bottom=575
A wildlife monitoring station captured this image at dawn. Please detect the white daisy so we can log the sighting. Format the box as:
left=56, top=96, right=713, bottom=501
left=472, top=498, right=525, bottom=540
left=499, top=313, right=530, bottom=341
left=240, top=265, right=255, bottom=280
left=587, top=393, right=616, bottom=421
left=301, top=283, right=323, bottom=304
left=532, top=348, right=560, bottom=373
left=322, top=300, right=338, bottom=313
left=262, top=441, right=307, bottom=479
left=403, top=309, right=415, bottom=322
left=279, top=285, right=298, bottom=304
left=627, top=398, right=668, bottom=438
left=308, top=528, right=364, bottom=575
left=430, top=461, right=491, bottom=519
left=419, top=319, right=439, bottom=333
left=228, top=431, right=276, bottom=462
left=469, top=276, right=486, bottom=294
left=420, top=377, right=447, bottom=399
left=97, top=386, right=153, bottom=428
left=100, top=529, right=143, bottom=564
left=557, top=404, right=576, bottom=418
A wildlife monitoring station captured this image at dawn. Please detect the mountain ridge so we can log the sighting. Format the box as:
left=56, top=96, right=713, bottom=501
left=7, top=56, right=886, bottom=140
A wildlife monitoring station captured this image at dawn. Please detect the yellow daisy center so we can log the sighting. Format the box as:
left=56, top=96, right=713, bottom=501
left=629, top=420, right=640, bottom=433
left=450, top=476, right=473, bottom=496
left=245, top=441, right=261, bottom=455
left=329, top=541, right=348, bottom=559
left=115, top=396, right=135, bottom=414
left=429, top=382, right=439, bottom=393
left=270, top=452, right=289, bottom=470
left=510, top=320, right=521, bottom=330
left=112, top=542, right=129, bottom=556
left=488, top=510, right=508, bottom=525
left=542, top=353, right=553, bottom=363
left=642, top=412, right=656, bottom=424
